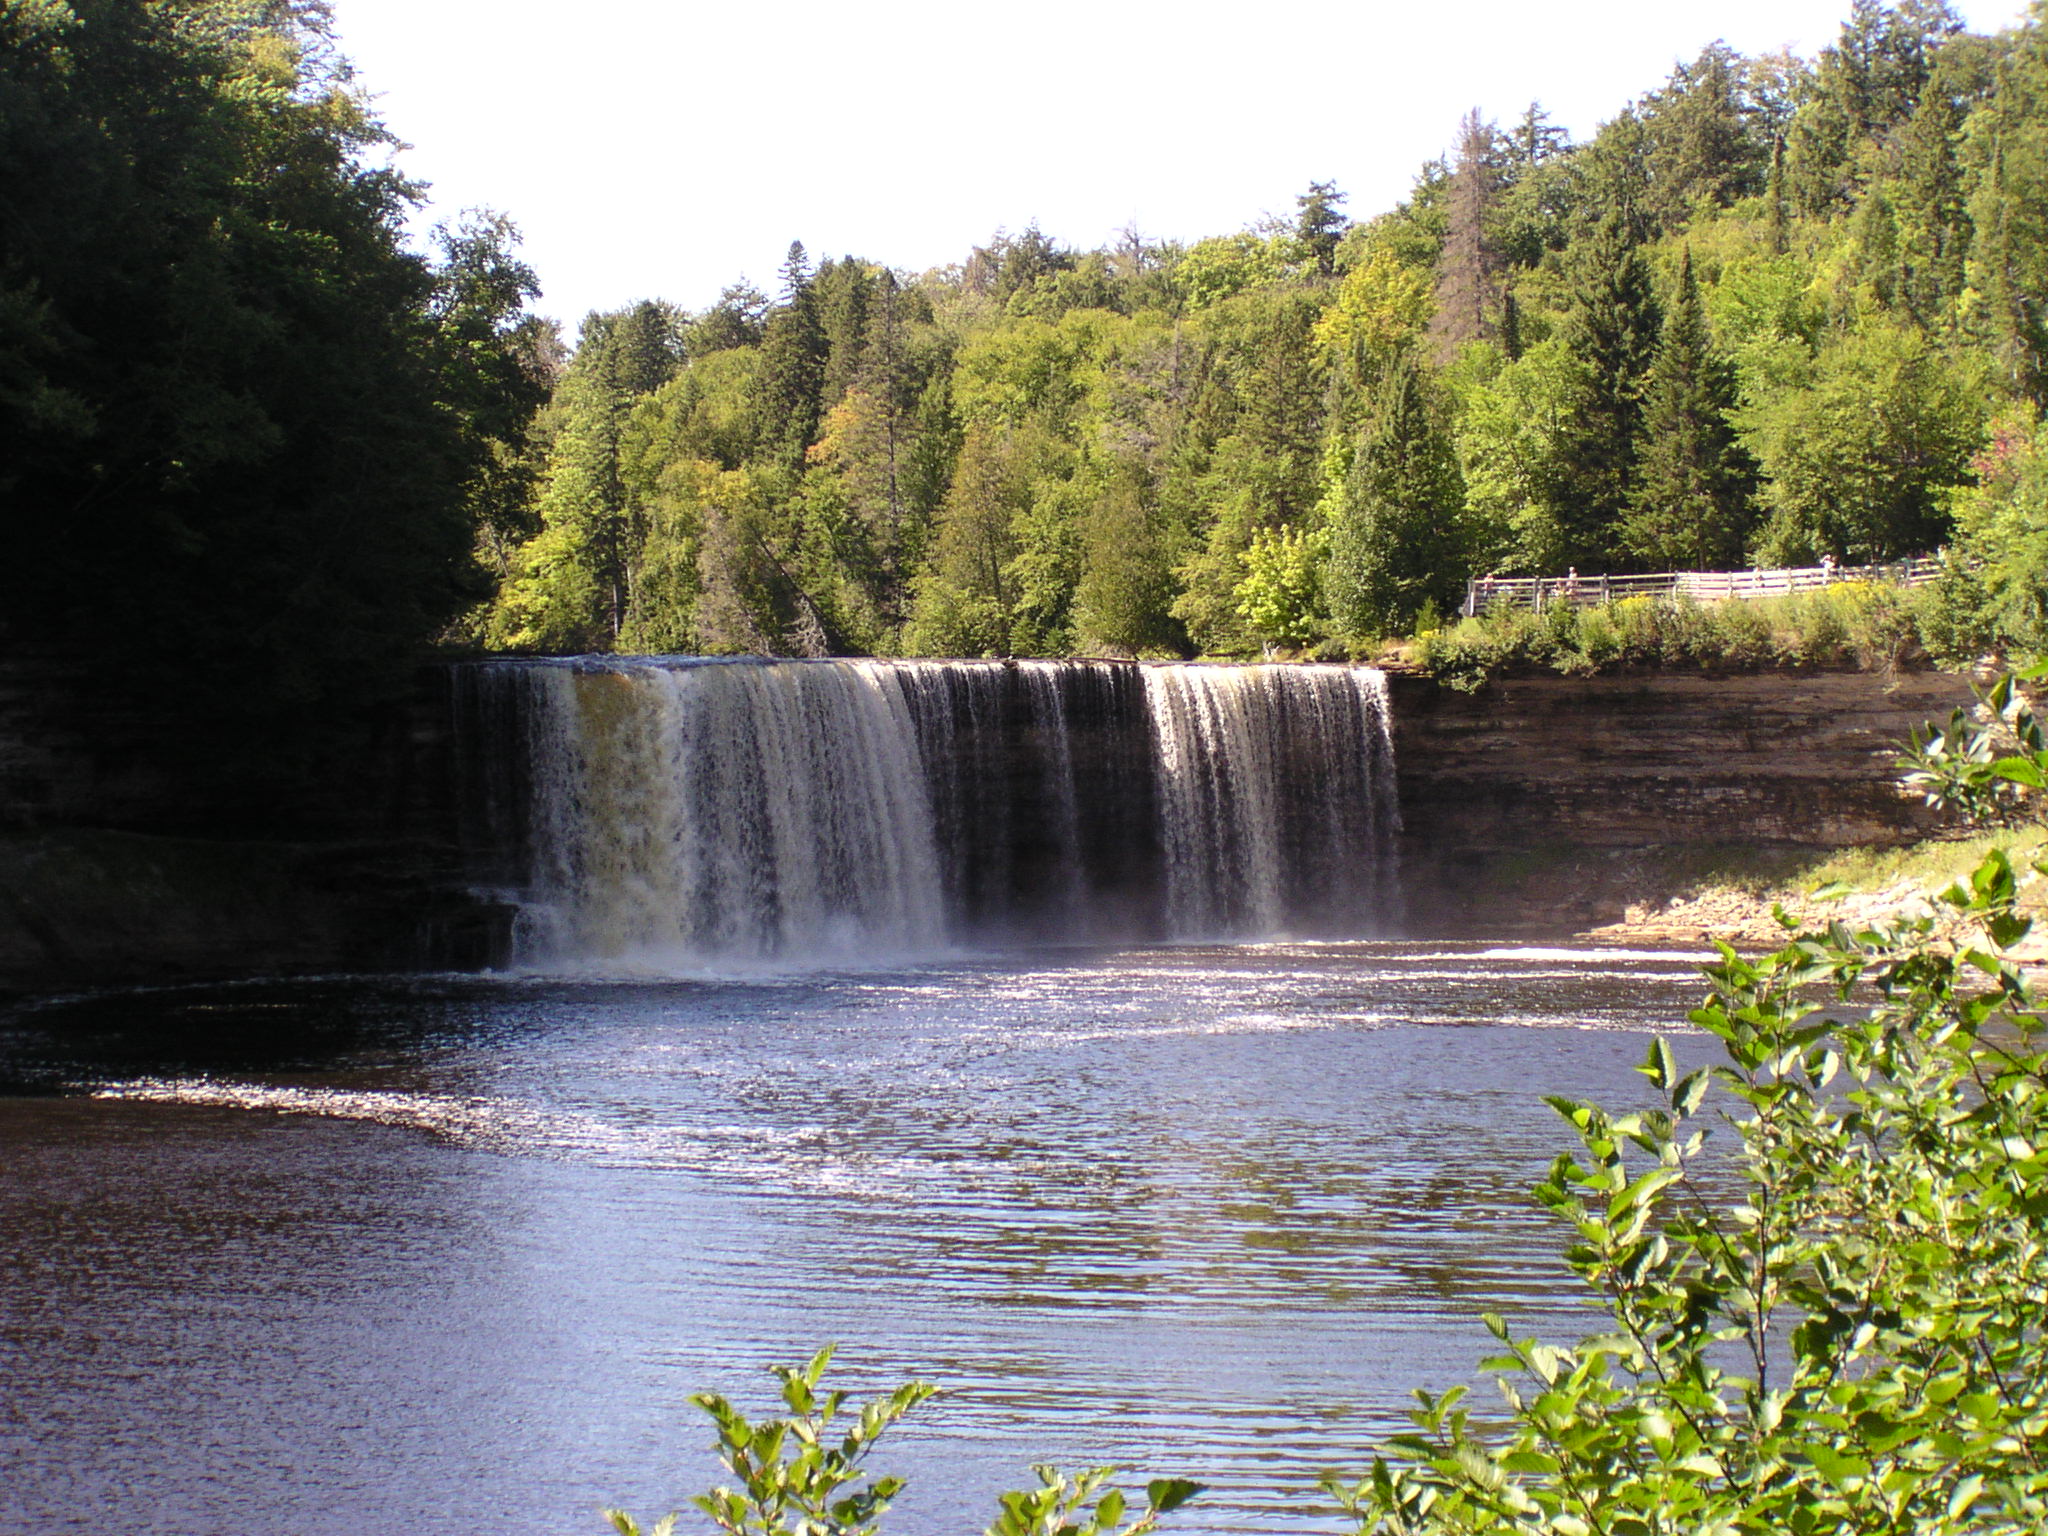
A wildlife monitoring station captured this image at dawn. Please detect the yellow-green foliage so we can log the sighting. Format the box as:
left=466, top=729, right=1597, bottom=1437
left=468, top=4, right=2048, bottom=663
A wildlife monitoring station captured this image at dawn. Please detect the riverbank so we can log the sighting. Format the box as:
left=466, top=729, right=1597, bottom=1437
left=1566, top=827, right=2048, bottom=955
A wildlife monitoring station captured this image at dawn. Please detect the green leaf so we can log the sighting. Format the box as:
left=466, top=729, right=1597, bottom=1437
left=1145, top=1478, right=1205, bottom=1515
left=1639, top=1037, right=1677, bottom=1092
left=1992, top=754, right=2046, bottom=788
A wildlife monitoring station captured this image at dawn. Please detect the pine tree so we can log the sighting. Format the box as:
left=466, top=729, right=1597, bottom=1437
left=815, top=257, right=873, bottom=409
left=1765, top=137, right=1790, bottom=254
left=1788, top=0, right=1964, bottom=213
left=1500, top=289, right=1525, bottom=363
left=1509, top=102, right=1570, bottom=167
left=1430, top=110, right=1502, bottom=363
left=1967, top=37, right=2048, bottom=407
left=597, top=300, right=684, bottom=396
left=1971, top=134, right=2048, bottom=405
left=1892, top=48, right=1978, bottom=327
left=1294, top=181, right=1348, bottom=278
left=1324, top=352, right=1467, bottom=637
left=1237, top=293, right=1327, bottom=526
left=1642, top=43, right=1766, bottom=231
left=1555, top=201, right=1662, bottom=569
left=755, top=241, right=829, bottom=473
left=498, top=306, right=682, bottom=646
left=1620, top=251, right=1758, bottom=570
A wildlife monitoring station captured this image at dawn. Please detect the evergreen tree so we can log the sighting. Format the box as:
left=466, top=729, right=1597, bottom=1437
left=1765, top=136, right=1791, bottom=253
left=1846, top=0, right=1965, bottom=130
left=1641, top=42, right=1766, bottom=230
left=754, top=241, right=828, bottom=473
left=1967, top=31, right=2048, bottom=407
left=689, top=284, right=769, bottom=354
left=1555, top=200, right=1662, bottom=569
left=595, top=300, right=685, bottom=396
left=1294, top=181, right=1348, bottom=278
left=1789, top=0, right=1965, bottom=212
left=1234, top=293, right=1328, bottom=527
left=1891, top=39, right=1988, bottom=327
left=814, top=257, right=873, bottom=409
left=1508, top=102, right=1570, bottom=167
left=1492, top=104, right=1578, bottom=268
left=1324, top=353, right=1467, bottom=636
left=1970, top=132, right=2048, bottom=405
left=1074, top=458, right=1183, bottom=655
left=1430, top=110, right=1502, bottom=362
left=965, top=225, right=1074, bottom=305
left=905, top=423, right=1049, bottom=655
left=1621, top=251, right=1759, bottom=570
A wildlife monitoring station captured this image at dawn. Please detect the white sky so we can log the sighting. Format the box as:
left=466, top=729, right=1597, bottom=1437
left=328, top=0, right=2034, bottom=329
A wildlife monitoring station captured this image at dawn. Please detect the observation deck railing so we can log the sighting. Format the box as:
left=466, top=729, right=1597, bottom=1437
left=1459, top=557, right=1942, bottom=618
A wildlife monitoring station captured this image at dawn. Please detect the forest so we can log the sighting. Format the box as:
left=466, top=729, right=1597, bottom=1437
left=468, top=0, right=2048, bottom=664
left=13, top=0, right=2048, bottom=693
left=0, top=0, right=547, bottom=734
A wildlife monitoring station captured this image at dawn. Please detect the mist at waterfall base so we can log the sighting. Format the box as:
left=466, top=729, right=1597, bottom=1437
left=1, top=661, right=1720, bottom=1535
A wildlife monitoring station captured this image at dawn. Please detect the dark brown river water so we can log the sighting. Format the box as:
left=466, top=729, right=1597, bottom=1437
left=0, top=942, right=1717, bottom=1535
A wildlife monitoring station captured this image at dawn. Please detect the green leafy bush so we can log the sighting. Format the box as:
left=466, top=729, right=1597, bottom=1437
left=1900, top=669, right=2047, bottom=830
left=1414, top=582, right=1944, bottom=688
left=1332, top=679, right=2048, bottom=1533
left=605, top=1346, right=1202, bottom=1536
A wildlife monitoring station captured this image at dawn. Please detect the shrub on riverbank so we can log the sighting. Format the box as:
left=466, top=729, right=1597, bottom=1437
left=1332, top=672, right=2048, bottom=1533
left=1331, top=854, right=2048, bottom=1533
left=1408, top=578, right=1977, bottom=690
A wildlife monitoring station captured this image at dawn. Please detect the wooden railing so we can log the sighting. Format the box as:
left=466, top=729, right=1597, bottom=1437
left=1460, top=557, right=1942, bottom=618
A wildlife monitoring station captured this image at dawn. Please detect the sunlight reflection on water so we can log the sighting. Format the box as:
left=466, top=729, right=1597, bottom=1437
left=0, top=941, right=1716, bottom=1536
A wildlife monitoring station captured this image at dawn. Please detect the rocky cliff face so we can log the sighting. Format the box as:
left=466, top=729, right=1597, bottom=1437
left=0, top=660, right=1986, bottom=984
left=1387, top=669, right=1979, bottom=935
left=0, top=658, right=498, bottom=989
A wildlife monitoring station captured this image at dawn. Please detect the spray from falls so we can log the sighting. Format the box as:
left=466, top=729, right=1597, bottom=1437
left=456, top=658, right=1400, bottom=968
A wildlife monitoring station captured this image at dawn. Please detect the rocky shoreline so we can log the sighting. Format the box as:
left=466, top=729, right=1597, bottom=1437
left=1579, top=851, right=2048, bottom=961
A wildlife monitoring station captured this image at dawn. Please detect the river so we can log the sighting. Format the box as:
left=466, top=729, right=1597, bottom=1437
left=0, top=940, right=1712, bottom=1535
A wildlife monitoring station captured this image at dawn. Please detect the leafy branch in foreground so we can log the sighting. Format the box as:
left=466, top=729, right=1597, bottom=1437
left=1331, top=860, right=2048, bottom=1527
left=603, top=1345, right=1201, bottom=1536
left=1899, top=666, right=2048, bottom=830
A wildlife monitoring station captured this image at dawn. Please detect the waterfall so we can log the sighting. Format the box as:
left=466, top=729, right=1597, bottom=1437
left=456, top=658, right=1400, bottom=969
left=1145, top=665, right=1401, bottom=939
left=460, top=660, right=946, bottom=967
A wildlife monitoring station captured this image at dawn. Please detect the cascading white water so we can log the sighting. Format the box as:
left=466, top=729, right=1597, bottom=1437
left=1144, top=665, right=1401, bottom=938
left=462, top=657, right=1401, bottom=968
left=513, top=660, right=946, bottom=967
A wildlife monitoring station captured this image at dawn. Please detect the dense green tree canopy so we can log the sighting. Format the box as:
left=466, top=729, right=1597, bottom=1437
left=0, top=0, right=541, bottom=720
left=19, top=0, right=2048, bottom=676
left=463, top=0, right=2048, bottom=661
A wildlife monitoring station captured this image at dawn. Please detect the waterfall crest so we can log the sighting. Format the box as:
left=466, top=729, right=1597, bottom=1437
left=456, top=658, right=1400, bottom=969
